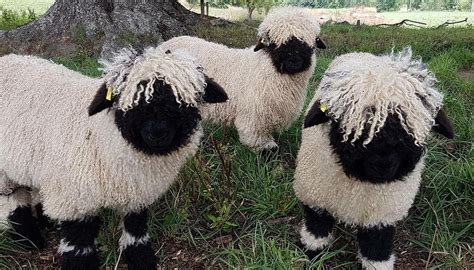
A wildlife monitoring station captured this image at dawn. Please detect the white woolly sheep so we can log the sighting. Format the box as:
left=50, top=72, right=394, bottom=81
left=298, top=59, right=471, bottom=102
left=0, top=48, right=228, bottom=269
left=293, top=47, right=454, bottom=269
left=160, top=6, right=326, bottom=151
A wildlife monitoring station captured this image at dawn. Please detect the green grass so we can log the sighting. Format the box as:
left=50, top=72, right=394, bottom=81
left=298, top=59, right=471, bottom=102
left=0, top=0, right=53, bottom=15
left=0, top=19, right=473, bottom=269
left=0, top=6, right=37, bottom=30
left=381, top=11, right=474, bottom=26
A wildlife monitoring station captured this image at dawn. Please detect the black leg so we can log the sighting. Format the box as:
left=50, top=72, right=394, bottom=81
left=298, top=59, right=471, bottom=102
left=8, top=205, right=45, bottom=250
left=300, top=204, right=335, bottom=260
left=121, top=208, right=157, bottom=270
left=357, top=224, right=395, bottom=270
left=59, top=216, right=101, bottom=270
left=34, top=203, right=53, bottom=229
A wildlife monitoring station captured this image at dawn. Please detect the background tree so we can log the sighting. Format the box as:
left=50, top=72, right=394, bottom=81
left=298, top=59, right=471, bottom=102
left=0, top=0, right=202, bottom=58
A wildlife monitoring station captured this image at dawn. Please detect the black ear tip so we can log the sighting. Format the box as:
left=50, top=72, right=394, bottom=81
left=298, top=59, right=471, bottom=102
left=316, top=37, right=327, bottom=49
left=222, top=92, right=229, bottom=101
left=304, top=101, right=330, bottom=128
left=433, top=109, right=454, bottom=139
left=303, top=119, right=312, bottom=129
left=443, top=126, right=455, bottom=140
left=203, top=78, right=228, bottom=103
left=88, top=83, right=114, bottom=116
left=254, top=43, right=265, bottom=52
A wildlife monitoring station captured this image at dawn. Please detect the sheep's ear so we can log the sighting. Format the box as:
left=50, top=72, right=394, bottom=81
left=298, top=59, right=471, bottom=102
left=304, top=101, right=330, bottom=128
left=202, top=76, right=228, bottom=103
left=433, top=109, right=454, bottom=139
left=88, top=83, right=114, bottom=116
left=316, top=37, right=326, bottom=49
left=254, top=40, right=266, bottom=52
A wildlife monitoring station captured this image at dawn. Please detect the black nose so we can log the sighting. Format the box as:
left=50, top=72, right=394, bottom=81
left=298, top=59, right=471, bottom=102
left=285, top=55, right=303, bottom=69
left=283, top=56, right=303, bottom=72
left=364, top=154, right=401, bottom=180
left=140, top=120, right=176, bottom=150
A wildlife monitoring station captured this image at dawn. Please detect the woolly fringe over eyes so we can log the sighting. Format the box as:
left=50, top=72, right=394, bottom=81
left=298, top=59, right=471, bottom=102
left=99, top=47, right=207, bottom=111
left=315, top=47, right=443, bottom=146
left=258, top=6, right=321, bottom=48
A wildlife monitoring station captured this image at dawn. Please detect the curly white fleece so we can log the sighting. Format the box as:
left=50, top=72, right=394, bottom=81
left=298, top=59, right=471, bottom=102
left=0, top=54, right=203, bottom=220
left=258, top=6, right=321, bottom=47
left=315, top=47, right=443, bottom=145
left=100, top=47, right=206, bottom=110
left=294, top=48, right=444, bottom=226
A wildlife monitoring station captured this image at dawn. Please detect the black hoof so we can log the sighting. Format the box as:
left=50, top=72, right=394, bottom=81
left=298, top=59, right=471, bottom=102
left=297, top=241, right=323, bottom=262
left=9, top=206, right=45, bottom=250
left=260, top=147, right=279, bottom=161
left=305, top=249, right=324, bottom=261
left=124, top=243, right=157, bottom=270
left=60, top=253, right=100, bottom=270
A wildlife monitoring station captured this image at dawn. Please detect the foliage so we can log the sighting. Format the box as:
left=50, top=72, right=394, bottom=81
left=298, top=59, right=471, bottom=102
left=377, top=0, right=399, bottom=11
left=282, top=0, right=472, bottom=11
left=188, top=0, right=282, bottom=19
left=0, top=6, right=36, bottom=30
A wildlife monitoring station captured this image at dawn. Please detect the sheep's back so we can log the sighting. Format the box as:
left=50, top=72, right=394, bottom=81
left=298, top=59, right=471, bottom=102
left=0, top=54, right=100, bottom=184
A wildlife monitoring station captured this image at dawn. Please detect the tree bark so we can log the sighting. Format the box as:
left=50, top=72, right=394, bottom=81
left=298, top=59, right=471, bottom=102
left=200, top=0, right=205, bottom=16
left=0, top=0, right=202, bottom=58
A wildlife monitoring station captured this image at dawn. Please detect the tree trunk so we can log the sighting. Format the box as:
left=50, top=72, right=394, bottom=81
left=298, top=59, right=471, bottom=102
left=200, top=0, right=205, bottom=16
left=0, top=0, right=202, bottom=58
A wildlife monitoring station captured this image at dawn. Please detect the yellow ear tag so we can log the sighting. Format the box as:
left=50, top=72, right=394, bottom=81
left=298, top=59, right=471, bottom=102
left=320, top=103, right=327, bottom=112
left=106, top=87, right=113, bottom=101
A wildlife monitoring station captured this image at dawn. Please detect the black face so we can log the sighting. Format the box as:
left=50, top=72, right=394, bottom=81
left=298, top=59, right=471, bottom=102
left=329, top=115, right=424, bottom=184
left=115, top=80, right=201, bottom=156
left=264, top=37, right=314, bottom=75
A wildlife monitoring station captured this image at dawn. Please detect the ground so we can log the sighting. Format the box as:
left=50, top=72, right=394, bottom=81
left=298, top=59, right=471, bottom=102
left=0, top=3, right=473, bottom=269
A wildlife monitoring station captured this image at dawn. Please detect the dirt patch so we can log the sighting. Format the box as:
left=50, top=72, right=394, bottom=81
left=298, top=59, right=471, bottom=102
left=459, top=69, right=474, bottom=81
left=10, top=226, right=61, bottom=269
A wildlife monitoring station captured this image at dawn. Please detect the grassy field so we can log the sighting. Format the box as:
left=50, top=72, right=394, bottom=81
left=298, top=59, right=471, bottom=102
left=383, top=11, right=474, bottom=26
left=185, top=3, right=474, bottom=26
left=0, top=5, right=473, bottom=270
left=0, top=0, right=52, bottom=14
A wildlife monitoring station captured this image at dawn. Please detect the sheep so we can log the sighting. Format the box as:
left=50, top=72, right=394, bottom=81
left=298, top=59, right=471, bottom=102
left=159, top=6, right=326, bottom=151
left=293, top=47, right=454, bottom=269
left=0, top=47, right=228, bottom=269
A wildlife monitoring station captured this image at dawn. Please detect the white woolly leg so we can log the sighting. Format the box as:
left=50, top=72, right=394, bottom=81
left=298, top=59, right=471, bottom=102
left=30, top=188, right=42, bottom=206
left=299, top=223, right=333, bottom=251
left=234, top=115, right=279, bottom=150
left=237, top=129, right=277, bottom=150
left=0, top=185, right=31, bottom=230
left=359, top=253, right=395, bottom=270
left=119, top=230, right=150, bottom=250
left=30, top=188, right=42, bottom=218
left=0, top=196, right=20, bottom=229
left=58, top=239, right=95, bottom=256
left=262, top=140, right=279, bottom=150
